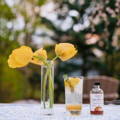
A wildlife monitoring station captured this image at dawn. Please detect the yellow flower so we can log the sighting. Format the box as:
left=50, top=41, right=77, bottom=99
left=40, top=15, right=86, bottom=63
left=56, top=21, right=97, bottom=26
left=31, top=48, right=47, bottom=65
left=8, top=46, right=33, bottom=68
left=55, top=43, right=77, bottom=61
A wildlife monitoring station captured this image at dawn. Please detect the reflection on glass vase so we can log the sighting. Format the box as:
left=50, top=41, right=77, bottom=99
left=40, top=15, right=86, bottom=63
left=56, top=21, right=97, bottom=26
left=41, top=61, right=54, bottom=115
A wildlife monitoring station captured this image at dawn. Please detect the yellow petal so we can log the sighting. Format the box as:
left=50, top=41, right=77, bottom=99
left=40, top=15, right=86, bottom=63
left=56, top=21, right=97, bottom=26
left=8, top=46, right=33, bottom=68
left=8, top=54, right=23, bottom=68
left=31, top=48, right=47, bottom=65
left=55, top=43, right=77, bottom=61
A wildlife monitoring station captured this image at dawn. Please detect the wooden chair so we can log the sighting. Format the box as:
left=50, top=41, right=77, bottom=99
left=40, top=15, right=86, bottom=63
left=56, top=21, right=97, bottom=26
left=83, top=76, right=119, bottom=103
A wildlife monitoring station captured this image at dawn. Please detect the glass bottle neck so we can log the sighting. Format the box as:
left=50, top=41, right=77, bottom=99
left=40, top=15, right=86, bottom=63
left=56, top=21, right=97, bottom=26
left=93, top=85, right=100, bottom=89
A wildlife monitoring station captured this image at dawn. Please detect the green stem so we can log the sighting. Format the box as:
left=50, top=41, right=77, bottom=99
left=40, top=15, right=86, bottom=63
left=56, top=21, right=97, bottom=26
left=33, top=56, right=48, bottom=65
left=41, top=61, right=54, bottom=109
left=42, top=66, right=49, bottom=108
left=52, top=56, right=58, bottom=61
left=48, top=65, right=54, bottom=108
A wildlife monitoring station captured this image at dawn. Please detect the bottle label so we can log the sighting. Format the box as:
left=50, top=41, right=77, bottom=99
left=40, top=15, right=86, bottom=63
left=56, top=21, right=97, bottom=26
left=90, top=94, right=104, bottom=112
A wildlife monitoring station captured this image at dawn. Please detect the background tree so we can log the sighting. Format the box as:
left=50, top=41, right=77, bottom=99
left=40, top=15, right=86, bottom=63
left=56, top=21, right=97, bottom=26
left=0, top=0, right=25, bottom=102
left=41, top=0, right=120, bottom=101
left=0, top=0, right=48, bottom=102
left=0, top=0, right=120, bottom=102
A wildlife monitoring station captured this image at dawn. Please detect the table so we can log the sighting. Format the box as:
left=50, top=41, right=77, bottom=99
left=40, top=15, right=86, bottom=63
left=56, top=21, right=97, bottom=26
left=0, top=104, right=120, bottom=120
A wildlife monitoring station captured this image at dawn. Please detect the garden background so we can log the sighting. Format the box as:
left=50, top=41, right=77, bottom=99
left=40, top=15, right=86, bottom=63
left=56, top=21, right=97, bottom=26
left=0, top=0, right=120, bottom=103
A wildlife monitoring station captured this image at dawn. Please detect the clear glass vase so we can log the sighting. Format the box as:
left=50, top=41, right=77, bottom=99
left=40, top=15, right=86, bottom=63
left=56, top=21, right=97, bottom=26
left=41, top=61, right=54, bottom=115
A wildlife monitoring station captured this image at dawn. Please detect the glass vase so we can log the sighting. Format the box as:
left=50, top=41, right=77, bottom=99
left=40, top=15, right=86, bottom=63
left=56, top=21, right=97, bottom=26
left=41, top=61, right=54, bottom=115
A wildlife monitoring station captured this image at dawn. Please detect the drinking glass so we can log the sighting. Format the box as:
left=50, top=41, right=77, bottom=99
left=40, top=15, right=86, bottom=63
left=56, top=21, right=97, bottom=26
left=64, top=76, right=83, bottom=115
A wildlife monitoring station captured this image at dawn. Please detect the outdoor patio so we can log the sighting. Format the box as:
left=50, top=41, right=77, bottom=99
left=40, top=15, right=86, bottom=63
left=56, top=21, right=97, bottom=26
left=0, top=0, right=120, bottom=120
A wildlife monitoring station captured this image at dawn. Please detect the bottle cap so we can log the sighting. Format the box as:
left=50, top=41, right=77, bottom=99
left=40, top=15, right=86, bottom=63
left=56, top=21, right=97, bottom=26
left=94, top=82, right=100, bottom=86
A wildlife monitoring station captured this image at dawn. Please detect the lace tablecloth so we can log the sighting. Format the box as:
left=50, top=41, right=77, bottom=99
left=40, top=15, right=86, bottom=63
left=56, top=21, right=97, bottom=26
left=0, top=104, right=120, bottom=120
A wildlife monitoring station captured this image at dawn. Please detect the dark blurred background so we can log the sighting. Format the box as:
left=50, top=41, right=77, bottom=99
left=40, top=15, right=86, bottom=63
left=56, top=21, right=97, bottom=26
left=0, top=0, right=120, bottom=103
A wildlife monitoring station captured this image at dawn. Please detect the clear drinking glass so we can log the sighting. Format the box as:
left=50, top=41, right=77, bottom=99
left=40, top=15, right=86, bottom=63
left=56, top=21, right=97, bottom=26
left=64, top=76, right=83, bottom=115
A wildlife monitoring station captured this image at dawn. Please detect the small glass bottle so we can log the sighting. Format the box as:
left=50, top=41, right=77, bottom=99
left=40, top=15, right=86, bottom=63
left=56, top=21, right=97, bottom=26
left=90, top=82, right=104, bottom=115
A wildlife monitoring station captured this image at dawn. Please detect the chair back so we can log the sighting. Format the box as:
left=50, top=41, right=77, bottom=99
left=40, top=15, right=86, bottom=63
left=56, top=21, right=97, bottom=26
left=83, top=76, right=119, bottom=103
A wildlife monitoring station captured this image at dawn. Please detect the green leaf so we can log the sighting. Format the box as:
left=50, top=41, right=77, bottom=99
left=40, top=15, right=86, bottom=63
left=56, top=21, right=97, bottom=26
left=37, top=0, right=47, bottom=6
left=0, top=3, right=15, bottom=20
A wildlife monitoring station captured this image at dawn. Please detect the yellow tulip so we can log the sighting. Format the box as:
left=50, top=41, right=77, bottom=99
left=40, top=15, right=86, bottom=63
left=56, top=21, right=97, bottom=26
left=55, top=43, right=77, bottom=61
left=8, top=54, right=24, bottom=68
left=8, top=46, right=33, bottom=68
left=31, top=48, right=47, bottom=65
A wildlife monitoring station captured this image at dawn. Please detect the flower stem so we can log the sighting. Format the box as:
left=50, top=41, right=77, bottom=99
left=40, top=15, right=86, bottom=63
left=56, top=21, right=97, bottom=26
left=33, top=56, right=48, bottom=65
left=41, top=61, right=54, bottom=109
left=48, top=64, right=54, bottom=108
left=52, top=56, right=58, bottom=61
left=42, top=66, right=49, bottom=108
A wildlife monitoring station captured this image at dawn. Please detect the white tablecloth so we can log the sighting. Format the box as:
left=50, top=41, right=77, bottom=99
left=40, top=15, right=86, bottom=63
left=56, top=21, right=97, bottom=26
left=0, top=104, right=120, bottom=120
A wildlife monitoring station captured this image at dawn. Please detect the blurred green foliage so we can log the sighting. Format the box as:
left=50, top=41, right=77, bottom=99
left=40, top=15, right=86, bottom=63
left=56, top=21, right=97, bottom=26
left=0, top=58, right=26, bottom=102
left=0, top=0, right=50, bottom=102
left=41, top=0, right=120, bottom=76
left=41, top=0, right=120, bottom=101
left=0, top=0, right=15, bottom=20
left=0, top=0, right=120, bottom=102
